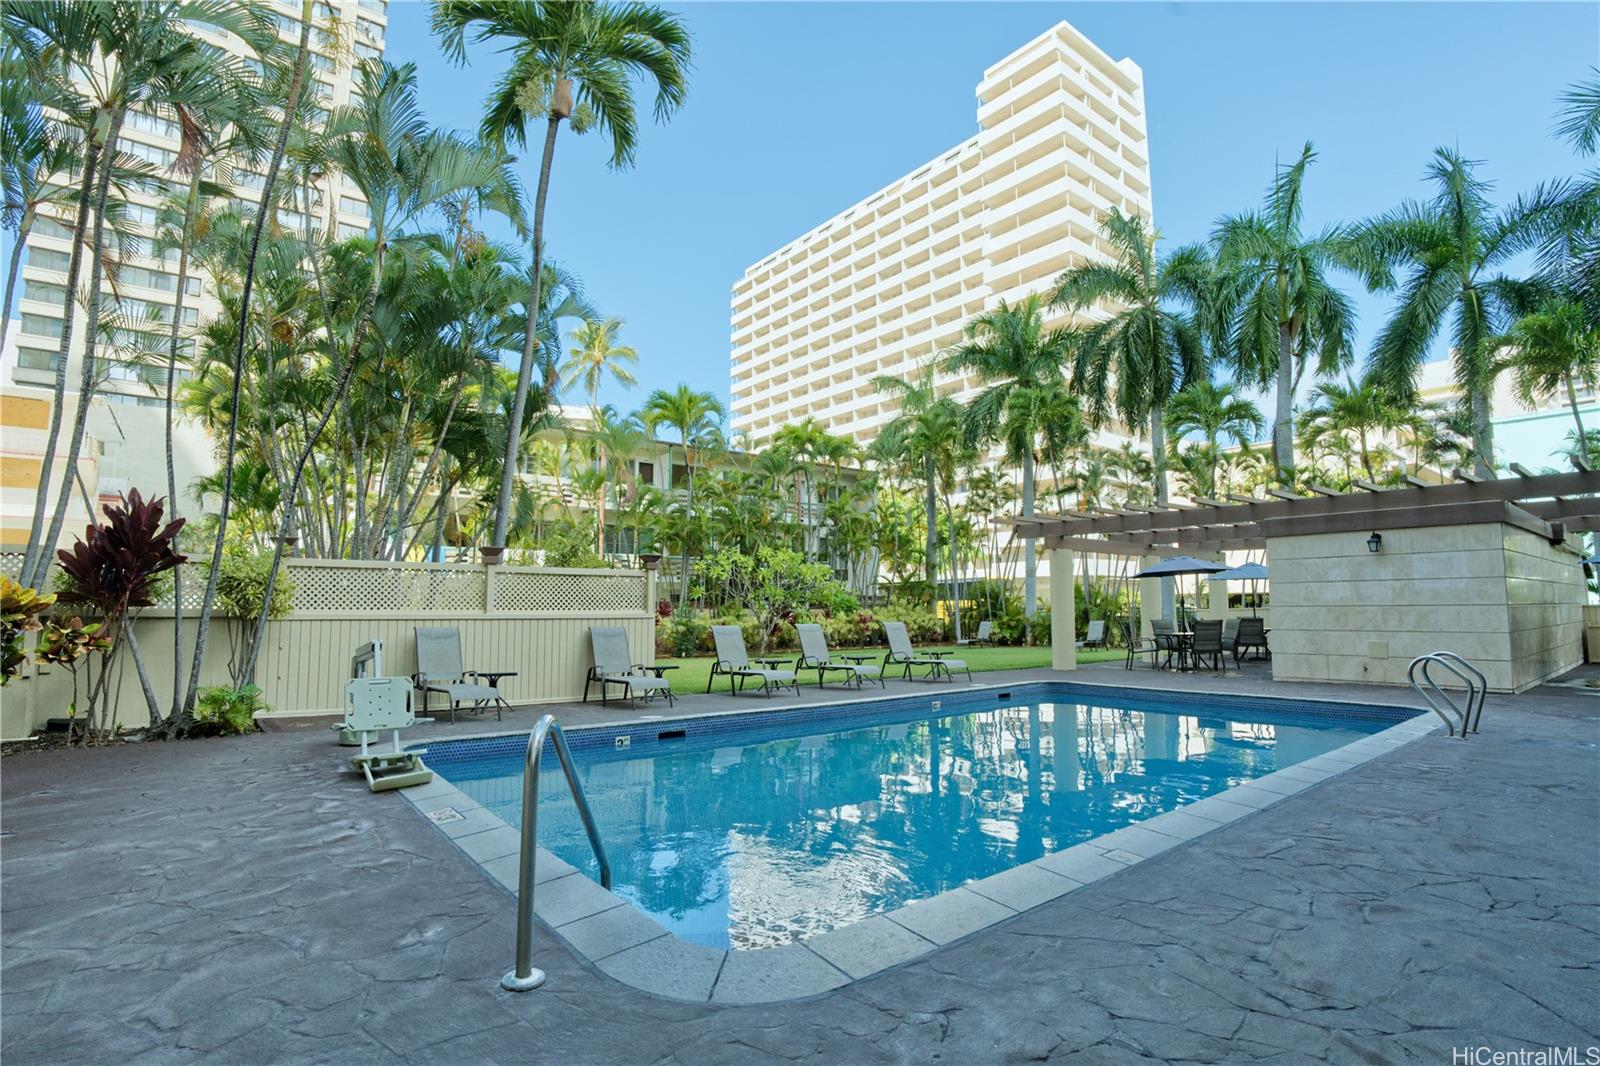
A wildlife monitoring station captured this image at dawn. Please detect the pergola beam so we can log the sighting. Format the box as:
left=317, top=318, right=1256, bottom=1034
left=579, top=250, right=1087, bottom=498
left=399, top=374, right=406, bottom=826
left=1010, top=472, right=1600, bottom=540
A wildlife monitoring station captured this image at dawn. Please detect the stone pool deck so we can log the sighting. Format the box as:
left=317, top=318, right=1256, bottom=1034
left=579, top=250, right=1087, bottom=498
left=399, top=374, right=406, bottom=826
left=3, top=666, right=1597, bottom=1064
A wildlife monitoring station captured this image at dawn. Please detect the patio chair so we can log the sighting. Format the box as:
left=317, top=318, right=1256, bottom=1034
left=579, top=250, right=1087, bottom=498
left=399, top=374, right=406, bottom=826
left=1151, top=619, right=1180, bottom=670
left=584, top=626, right=675, bottom=707
left=708, top=625, right=799, bottom=697
left=1122, top=621, right=1158, bottom=670
left=883, top=620, right=972, bottom=682
left=1222, top=617, right=1239, bottom=654
left=335, top=677, right=433, bottom=792
left=796, top=623, right=885, bottom=689
left=1191, top=619, right=1226, bottom=673
left=1076, top=619, right=1106, bottom=650
left=956, top=620, right=995, bottom=647
left=1234, top=617, right=1270, bottom=663
left=413, top=626, right=516, bottom=724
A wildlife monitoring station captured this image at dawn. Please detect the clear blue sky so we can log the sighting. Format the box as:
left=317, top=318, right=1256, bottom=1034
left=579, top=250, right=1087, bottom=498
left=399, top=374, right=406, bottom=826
left=386, top=1, right=1595, bottom=415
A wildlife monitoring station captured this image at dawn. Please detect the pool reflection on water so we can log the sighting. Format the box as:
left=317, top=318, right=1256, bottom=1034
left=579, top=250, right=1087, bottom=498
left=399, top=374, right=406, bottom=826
left=439, top=700, right=1378, bottom=949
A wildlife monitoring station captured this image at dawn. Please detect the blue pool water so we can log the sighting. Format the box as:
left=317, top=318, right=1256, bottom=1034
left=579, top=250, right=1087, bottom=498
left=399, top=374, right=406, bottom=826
left=428, top=685, right=1406, bottom=949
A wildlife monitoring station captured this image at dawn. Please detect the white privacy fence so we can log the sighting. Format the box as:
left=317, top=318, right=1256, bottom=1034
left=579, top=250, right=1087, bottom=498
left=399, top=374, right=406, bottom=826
left=2, top=555, right=656, bottom=736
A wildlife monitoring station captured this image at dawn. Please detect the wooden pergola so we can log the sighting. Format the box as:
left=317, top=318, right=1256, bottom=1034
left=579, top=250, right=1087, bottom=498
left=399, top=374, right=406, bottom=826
left=1007, top=467, right=1600, bottom=556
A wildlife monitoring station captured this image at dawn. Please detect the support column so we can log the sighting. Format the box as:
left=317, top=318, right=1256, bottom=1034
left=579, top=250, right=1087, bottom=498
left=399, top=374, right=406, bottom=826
left=1138, top=554, right=1164, bottom=638
left=1050, top=547, right=1076, bottom=670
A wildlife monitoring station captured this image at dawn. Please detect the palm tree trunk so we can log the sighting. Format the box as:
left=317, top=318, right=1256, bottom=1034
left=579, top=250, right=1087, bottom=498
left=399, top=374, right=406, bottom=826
left=1566, top=372, right=1592, bottom=466
left=1149, top=406, right=1170, bottom=506
left=945, top=489, right=963, bottom=643
left=1021, top=448, right=1037, bottom=634
left=0, top=210, right=32, bottom=356
left=34, top=106, right=127, bottom=590
left=492, top=107, right=563, bottom=547
left=183, top=2, right=313, bottom=720
left=1273, top=323, right=1295, bottom=483
left=922, top=455, right=938, bottom=593
left=164, top=167, right=201, bottom=720
left=19, top=137, right=100, bottom=589
left=679, top=442, right=694, bottom=610
left=1470, top=386, right=1495, bottom=477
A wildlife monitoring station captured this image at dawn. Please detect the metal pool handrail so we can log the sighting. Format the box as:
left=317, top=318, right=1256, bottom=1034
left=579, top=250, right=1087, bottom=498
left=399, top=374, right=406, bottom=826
left=1407, top=653, right=1486, bottom=739
left=501, top=714, right=611, bottom=992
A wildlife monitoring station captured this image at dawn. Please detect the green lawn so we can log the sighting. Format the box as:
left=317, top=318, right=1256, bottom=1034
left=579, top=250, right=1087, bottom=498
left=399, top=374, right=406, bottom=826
left=657, top=643, right=1123, bottom=694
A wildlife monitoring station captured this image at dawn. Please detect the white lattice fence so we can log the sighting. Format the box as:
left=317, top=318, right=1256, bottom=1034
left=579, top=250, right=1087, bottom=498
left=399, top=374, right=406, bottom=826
left=492, top=568, right=647, bottom=614
left=286, top=560, right=489, bottom=614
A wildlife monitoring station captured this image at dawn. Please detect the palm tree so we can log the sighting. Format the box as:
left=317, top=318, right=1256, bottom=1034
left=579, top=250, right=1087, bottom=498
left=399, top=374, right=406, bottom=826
left=1297, top=372, right=1406, bottom=482
left=1497, top=299, right=1600, bottom=465
left=1214, top=143, right=1357, bottom=482
left=640, top=385, right=725, bottom=608
left=1163, top=380, right=1264, bottom=498
left=0, top=50, right=82, bottom=355
left=1351, top=148, right=1575, bottom=475
left=1052, top=209, right=1210, bottom=506
left=235, top=60, right=525, bottom=690
left=942, top=294, right=1075, bottom=629
left=8, top=0, right=273, bottom=591
left=561, top=316, right=637, bottom=407
left=431, top=0, right=692, bottom=551
left=873, top=365, right=962, bottom=600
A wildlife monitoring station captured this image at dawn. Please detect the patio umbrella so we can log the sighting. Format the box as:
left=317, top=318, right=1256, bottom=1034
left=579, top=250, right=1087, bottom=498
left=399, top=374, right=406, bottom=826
left=1210, top=561, right=1269, bottom=617
left=1132, top=556, right=1230, bottom=625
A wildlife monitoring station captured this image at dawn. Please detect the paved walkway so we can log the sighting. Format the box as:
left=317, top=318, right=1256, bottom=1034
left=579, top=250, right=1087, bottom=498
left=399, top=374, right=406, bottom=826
left=3, top=668, right=1596, bottom=1065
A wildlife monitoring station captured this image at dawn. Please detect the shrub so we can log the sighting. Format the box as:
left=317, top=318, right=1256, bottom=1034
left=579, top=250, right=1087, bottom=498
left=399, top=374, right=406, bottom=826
left=193, top=684, right=267, bottom=735
left=660, top=614, right=707, bottom=658
left=694, top=547, right=842, bottom=655
left=1, top=576, right=55, bottom=684
left=874, top=605, right=945, bottom=644
left=214, top=546, right=296, bottom=686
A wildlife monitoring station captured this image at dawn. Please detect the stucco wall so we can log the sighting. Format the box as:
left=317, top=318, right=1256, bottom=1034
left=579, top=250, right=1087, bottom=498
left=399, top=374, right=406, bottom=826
left=1267, top=523, right=1584, bottom=694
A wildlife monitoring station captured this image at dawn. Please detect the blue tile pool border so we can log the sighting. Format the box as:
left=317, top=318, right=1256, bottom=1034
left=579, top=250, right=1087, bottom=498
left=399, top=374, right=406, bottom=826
left=396, top=678, right=1436, bottom=1005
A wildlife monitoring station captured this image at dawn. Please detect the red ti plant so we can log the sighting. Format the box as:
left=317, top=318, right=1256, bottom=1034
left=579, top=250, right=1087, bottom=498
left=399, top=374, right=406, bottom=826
left=55, top=489, right=186, bottom=741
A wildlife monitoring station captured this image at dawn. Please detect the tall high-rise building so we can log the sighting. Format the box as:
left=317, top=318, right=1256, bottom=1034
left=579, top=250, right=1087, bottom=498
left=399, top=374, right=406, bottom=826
left=728, top=21, right=1153, bottom=450
left=1, top=1, right=387, bottom=548
left=7, top=0, right=387, bottom=406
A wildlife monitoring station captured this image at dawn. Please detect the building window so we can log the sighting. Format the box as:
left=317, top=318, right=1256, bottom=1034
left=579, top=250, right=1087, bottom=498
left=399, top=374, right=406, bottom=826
left=339, top=195, right=369, bottom=217
left=16, top=348, right=63, bottom=373
left=32, top=217, right=73, bottom=240
left=671, top=463, right=689, bottom=489
left=28, top=247, right=72, bottom=273
left=20, top=313, right=63, bottom=339
left=336, top=222, right=367, bottom=240
left=22, top=280, right=67, bottom=305
left=636, top=460, right=655, bottom=485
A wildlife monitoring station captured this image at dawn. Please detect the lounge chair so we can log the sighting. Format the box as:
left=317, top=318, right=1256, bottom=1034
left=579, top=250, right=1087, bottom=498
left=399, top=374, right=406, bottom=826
left=584, top=626, right=675, bottom=707
left=1122, top=621, right=1158, bottom=670
left=1222, top=617, right=1240, bottom=654
left=882, top=620, right=971, bottom=682
left=335, top=677, right=433, bottom=792
left=708, top=625, right=799, bottom=697
left=796, top=623, right=884, bottom=689
left=413, top=626, right=516, bottom=724
left=1191, top=619, right=1226, bottom=673
left=1075, top=619, right=1106, bottom=649
left=956, top=620, right=995, bottom=647
left=1234, top=617, right=1269, bottom=663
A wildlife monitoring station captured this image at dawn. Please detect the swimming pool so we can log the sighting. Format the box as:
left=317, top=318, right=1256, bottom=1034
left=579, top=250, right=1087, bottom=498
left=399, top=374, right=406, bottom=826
left=424, top=683, right=1415, bottom=951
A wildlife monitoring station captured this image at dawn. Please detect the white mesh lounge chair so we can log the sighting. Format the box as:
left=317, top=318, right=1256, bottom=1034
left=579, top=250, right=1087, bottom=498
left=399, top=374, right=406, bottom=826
left=1075, top=620, right=1106, bottom=649
left=413, top=626, right=516, bottom=724
left=708, top=625, right=799, bottom=697
left=335, top=677, right=433, bottom=792
left=796, top=623, right=884, bottom=689
left=584, top=626, right=675, bottom=707
left=882, top=620, right=971, bottom=682
left=957, top=620, right=994, bottom=647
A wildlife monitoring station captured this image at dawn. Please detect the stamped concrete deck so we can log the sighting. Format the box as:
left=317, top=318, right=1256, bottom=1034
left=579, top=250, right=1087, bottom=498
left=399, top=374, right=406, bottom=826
left=3, top=666, right=1597, bottom=1065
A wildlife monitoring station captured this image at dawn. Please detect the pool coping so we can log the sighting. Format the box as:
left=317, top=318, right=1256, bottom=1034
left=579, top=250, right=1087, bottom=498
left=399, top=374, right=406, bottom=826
left=397, top=679, right=1441, bottom=1004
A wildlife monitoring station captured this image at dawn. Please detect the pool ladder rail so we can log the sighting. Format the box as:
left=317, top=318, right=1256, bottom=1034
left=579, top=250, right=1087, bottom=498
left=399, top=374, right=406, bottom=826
left=502, top=714, right=612, bottom=992
left=1407, top=652, right=1487, bottom=739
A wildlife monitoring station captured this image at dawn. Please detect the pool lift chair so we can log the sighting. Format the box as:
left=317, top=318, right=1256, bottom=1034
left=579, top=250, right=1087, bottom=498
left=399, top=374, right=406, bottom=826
left=336, top=676, right=434, bottom=792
